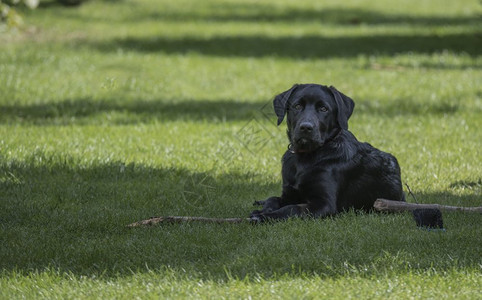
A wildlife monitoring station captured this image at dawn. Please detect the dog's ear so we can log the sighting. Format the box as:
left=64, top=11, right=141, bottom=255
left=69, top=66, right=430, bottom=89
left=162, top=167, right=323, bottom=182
left=273, top=84, right=299, bottom=126
left=329, top=86, right=355, bottom=130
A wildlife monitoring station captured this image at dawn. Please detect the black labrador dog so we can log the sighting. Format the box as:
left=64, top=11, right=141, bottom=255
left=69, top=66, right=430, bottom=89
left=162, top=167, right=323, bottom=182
left=251, top=84, right=405, bottom=222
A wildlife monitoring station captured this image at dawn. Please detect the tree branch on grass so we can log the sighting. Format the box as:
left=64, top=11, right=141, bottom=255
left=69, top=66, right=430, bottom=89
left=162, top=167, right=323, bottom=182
left=127, top=199, right=482, bottom=227
left=373, top=198, right=482, bottom=213
left=127, top=216, right=250, bottom=227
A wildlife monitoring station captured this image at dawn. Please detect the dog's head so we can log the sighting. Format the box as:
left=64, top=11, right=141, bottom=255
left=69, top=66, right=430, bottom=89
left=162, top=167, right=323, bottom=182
left=273, top=84, right=355, bottom=153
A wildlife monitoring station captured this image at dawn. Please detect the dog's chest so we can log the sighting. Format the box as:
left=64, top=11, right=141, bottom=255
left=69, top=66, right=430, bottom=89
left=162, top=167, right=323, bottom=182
left=292, top=163, right=330, bottom=190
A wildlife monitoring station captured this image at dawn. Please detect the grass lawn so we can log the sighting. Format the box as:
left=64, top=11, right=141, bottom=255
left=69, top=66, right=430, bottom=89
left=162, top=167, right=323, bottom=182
left=1, top=0, right=481, bottom=298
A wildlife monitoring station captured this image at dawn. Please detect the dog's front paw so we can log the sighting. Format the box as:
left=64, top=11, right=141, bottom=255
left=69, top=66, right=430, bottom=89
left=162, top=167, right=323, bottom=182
left=249, top=210, right=269, bottom=224
left=250, top=209, right=262, bottom=218
left=252, top=200, right=266, bottom=206
left=249, top=214, right=268, bottom=224
left=249, top=215, right=262, bottom=224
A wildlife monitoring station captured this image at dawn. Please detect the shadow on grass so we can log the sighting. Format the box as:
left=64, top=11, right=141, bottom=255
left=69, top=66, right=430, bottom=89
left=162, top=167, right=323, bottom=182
left=0, top=96, right=465, bottom=125
left=449, top=178, right=482, bottom=190
left=1, top=158, right=480, bottom=278
left=176, top=5, right=481, bottom=26
left=38, top=0, right=122, bottom=9
left=0, top=158, right=277, bottom=276
left=59, top=3, right=482, bottom=27
left=0, top=99, right=269, bottom=125
left=89, top=33, right=481, bottom=59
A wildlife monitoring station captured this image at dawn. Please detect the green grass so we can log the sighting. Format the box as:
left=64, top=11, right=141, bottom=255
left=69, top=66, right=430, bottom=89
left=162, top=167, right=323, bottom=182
left=1, top=0, right=481, bottom=298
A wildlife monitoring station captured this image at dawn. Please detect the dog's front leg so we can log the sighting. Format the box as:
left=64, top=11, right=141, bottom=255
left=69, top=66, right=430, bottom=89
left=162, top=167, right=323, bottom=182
left=250, top=196, right=282, bottom=219
left=308, top=202, right=337, bottom=218
left=252, top=196, right=282, bottom=212
left=250, top=204, right=309, bottom=223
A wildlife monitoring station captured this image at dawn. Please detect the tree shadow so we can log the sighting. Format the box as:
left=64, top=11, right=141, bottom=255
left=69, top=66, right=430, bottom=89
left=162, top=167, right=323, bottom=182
left=1, top=158, right=480, bottom=278
left=38, top=0, right=122, bottom=9
left=89, top=33, right=481, bottom=59
left=0, top=98, right=270, bottom=125
left=149, top=5, right=482, bottom=26
left=27, top=3, right=482, bottom=63
left=0, top=96, right=467, bottom=125
left=0, top=158, right=278, bottom=276
left=449, top=178, right=482, bottom=190
left=64, top=3, right=481, bottom=27
left=355, top=97, right=462, bottom=116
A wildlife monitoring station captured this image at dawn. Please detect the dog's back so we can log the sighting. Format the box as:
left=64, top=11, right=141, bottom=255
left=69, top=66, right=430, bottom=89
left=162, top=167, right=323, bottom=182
left=332, top=131, right=405, bottom=212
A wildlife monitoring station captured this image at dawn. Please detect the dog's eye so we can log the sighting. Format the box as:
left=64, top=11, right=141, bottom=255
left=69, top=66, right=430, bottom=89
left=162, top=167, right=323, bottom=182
left=319, top=106, right=328, bottom=112
left=294, top=104, right=303, bottom=110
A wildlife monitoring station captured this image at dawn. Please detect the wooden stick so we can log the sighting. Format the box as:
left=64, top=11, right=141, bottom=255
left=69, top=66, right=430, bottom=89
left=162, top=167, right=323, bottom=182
left=127, top=199, right=482, bottom=227
left=127, top=216, right=250, bottom=227
left=374, top=198, right=482, bottom=213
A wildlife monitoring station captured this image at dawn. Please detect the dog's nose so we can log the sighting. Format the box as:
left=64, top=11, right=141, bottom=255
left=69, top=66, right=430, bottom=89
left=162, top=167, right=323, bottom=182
left=299, top=122, right=314, bottom=133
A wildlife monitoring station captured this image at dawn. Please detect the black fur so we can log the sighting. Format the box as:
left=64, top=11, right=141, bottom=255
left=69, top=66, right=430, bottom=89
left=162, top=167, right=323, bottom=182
left=251, top=84, right=405, bottom=222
